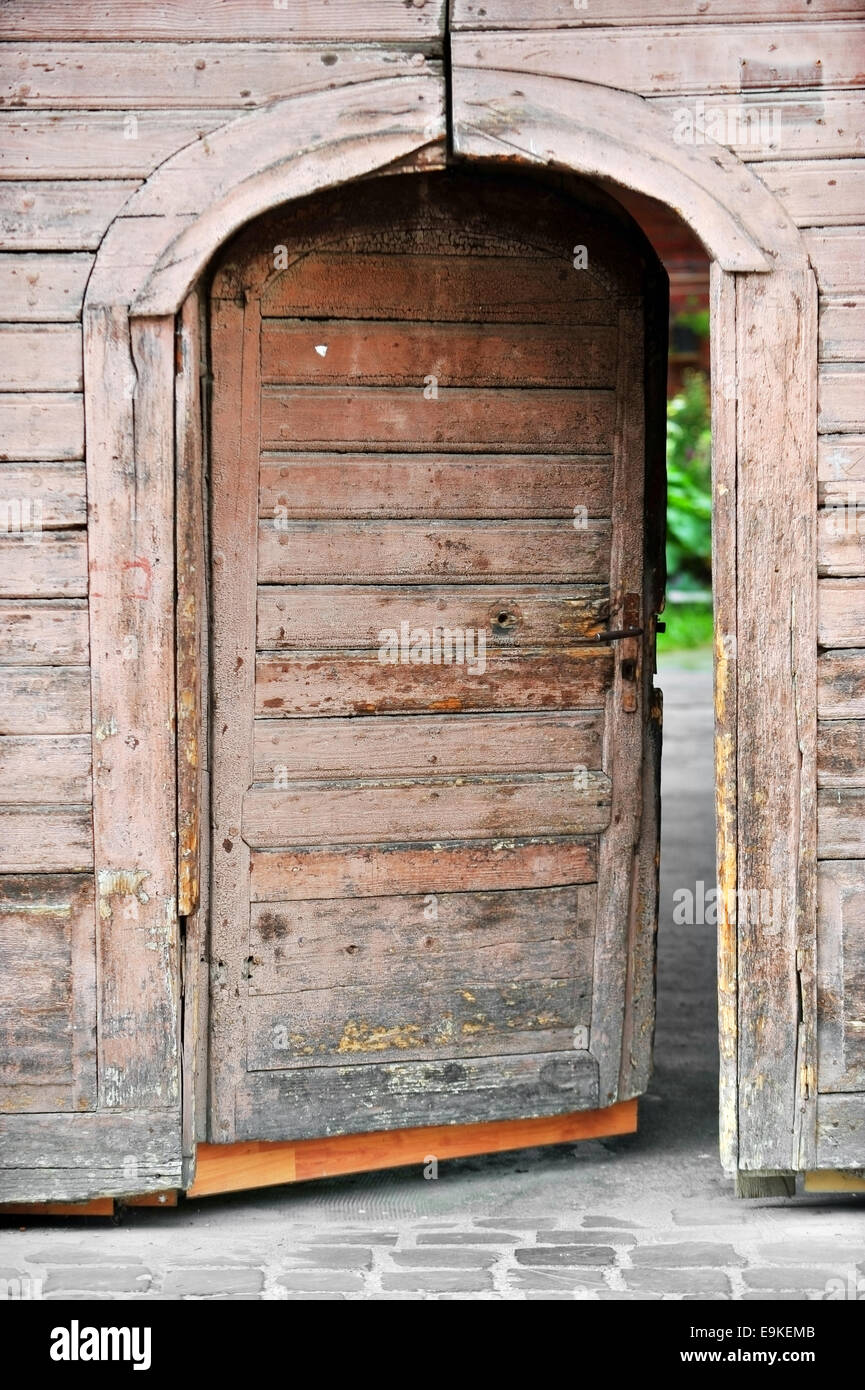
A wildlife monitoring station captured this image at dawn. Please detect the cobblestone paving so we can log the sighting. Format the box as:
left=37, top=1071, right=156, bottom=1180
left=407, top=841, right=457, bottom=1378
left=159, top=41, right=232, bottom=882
left=1, top=665, right=862, bottom=1301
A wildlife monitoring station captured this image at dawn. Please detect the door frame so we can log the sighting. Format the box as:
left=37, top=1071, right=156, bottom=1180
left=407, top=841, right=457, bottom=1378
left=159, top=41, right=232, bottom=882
left=82, top=67, right=817, bottom=1192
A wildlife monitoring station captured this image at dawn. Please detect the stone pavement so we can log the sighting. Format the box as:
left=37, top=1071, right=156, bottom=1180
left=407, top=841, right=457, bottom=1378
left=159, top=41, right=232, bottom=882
left=1, top=662, right=863, bottom=1301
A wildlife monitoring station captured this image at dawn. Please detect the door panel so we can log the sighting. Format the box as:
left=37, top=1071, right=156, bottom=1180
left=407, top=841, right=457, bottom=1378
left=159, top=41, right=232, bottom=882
left=207, top=170, right=663, bottom=1143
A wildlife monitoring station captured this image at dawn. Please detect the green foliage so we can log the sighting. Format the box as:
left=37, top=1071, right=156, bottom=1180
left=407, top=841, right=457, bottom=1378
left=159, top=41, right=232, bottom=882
left=657, top=600, right=713, bottom=655
left=666, top=370, right=712, bottom=593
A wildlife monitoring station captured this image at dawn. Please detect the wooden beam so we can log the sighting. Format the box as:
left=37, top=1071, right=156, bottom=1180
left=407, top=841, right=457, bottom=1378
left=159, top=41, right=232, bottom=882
left=188, top=1101, right=638, bottom=1198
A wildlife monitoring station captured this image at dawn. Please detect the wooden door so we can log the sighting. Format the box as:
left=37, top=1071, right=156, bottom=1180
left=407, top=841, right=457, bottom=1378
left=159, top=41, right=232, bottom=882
left=207, top=170, right=666, bottom=1145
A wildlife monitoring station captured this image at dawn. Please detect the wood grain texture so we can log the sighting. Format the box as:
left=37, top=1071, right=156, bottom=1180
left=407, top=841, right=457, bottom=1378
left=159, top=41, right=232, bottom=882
left=259, top=455, right=613, bottom=520
left=236, top=1049, right=599, bottom=1142
left=207, top=296, right=261, bottom=1142
left=250, top=837, right=598, bottom=902
left=0, top=42, right=435, bottom=109
left=0, top=393, right=83, bottom=460
left=0, top=254, right=92, bottom=321
left=0, top=874, right=95, bottom=1111
left=257, top=585, right=609, bottom=649
left=0, top=111, right=233, bottom=180
left=259, top=387, right=616, bottom=453
left=258, top=519, right=611, bottom=583
left=253, top=712, right=603, bottom=780
left=261, top=320, right=618, bottom=387
left=818, top=719, right=865, bottom=787
left=84, top=310, right=179, bottom=1111
left=735, top=268, right=818, bottom=1172
left=0, top=463, right=86, bottom=528
left=818, top=580, right=865, bottom=649
left=254, top=647, right=614, bottom=717
left=804, top=230, right=865, bottom=296
left=0, top=1111, right=182, bottom=1202
left=818, top=506, right=865, bottom=576
left=188, top=1101, right=637, bottom=1196
left=815, top=1094, right=865, bottom=1167
left=452, top=24, right=865, bottom=96
left=0, top=735, right=90, bottom=803
left=0, top=665, right=90, bottom=734
left=0, top=806, right=92, bottom=872
left=818, top=787, right=865, bottom=857
left=0, top=2, right=446, bottom=41
left=819, top=367, right=865, bottom=433
left=759, top=160, right=865, bottom=228
left=243, top=773, right=612, bottom=847
left=818, top=435, right=865, bottom=494
left=0, top=600, right=88, bottom=664
left=819, top=648, right=865, bottom=718
left=453, top=0, right=864, bottom=26
left=0, top=181, right=137, bottom=250
left=0, top=326, right=81, bottom=391
left=819, top=300, right=865, bottom=362
left=258, top=256, right=618, bottom=323
left=0, top=533, right=87, bottom=598
left=817, top=860, right=865, bottom=1092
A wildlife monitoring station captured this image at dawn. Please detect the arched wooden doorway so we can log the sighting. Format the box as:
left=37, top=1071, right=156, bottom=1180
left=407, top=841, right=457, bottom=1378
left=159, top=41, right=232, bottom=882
left=204, top=168, right=668, bottom=1146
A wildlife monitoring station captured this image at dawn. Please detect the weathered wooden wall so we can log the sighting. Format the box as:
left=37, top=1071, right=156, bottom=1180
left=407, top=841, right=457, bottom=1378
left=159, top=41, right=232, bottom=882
left=0, top=0, right=862, bottom=1194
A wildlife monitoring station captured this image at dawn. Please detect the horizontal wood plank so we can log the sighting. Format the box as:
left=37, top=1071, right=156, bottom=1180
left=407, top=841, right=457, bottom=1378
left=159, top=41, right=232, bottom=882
left=818, top=787, right=865, bottom=857
left=260, top=254, right=617, bottom=322
left=253, top=711, right=604, bottom=780
left=819, top=300, right=865, bottom=362
left=651, top=90, right=865, bottom=162
left=0, top=532, right=87, bottom=597
left=818, top=506, right=865, bottom=576
left=453, top=1, right=865, bottom=26
left=242, top=772, right=612, bottom=846
left=250, top=836, right=598, bottom=902
left=237, top=1049, right=599, bottom=1141
left=819, top=367, right=865, bottom=433
left=258, top=518, right=611, bottom=583
left=818, top=719, right=865, bottom=787
left=0, top=462, right=86, bottom=527
left=0, top=42, right=435, bottom=110
left=0, top=1111, right=181, bottom=1202
left=0, top=2, right=446, bottom=40
left=0, top=600, right=88, bottom=664
left=815, top=1094, right=865, bottom=1167
left=0, top=734, right=91, bottom=803
left=0, top=110, right=234, bottom=180
left=804, top=230, right=865, bottom=295
left=0, top=393, right=84, bottom=460
left=261, top=320, right=618, bottom=387
left=259, top=454, right=613, bottom=520
left=0, top=181, right=137, bottom=251
left=759, top=159, right=865, bottom=228
left=255, top=647, right=614, bottom=717
left=0, top=666, right=91, bottom=734
left=452, top=25, right=865, bottom=96
left=249, top=882, right=594, bottom=991
left=0, top=805, right=92, bottom=872
left=819, top=580, right=865, bottom=649
left=818, top=434, right=865, bottom=494
left=260, top=387, right=617, bottom=453
left=0, top=325, right=81, bottom=390
left=0, top=253, right=92, bottom=321
left=248, top=977, right=589, bottom=1069
left=257, top=585, right=609, bottom=649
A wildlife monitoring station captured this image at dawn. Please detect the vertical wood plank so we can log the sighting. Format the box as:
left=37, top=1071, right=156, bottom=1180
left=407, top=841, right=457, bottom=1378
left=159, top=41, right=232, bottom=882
left=175, top=291, right=209, bottom=1168
left=711, top=266, right=739, bottom=1173
left=735, top=267, right=818, bottom=1171
left=591, top=305, right=646, bottom=1105
left=85, top=307, right=180, bottom=1112
left=208, top=295, right=261, bottom=1142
